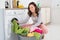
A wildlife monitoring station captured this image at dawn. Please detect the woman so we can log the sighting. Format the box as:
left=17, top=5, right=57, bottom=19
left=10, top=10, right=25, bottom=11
left=22, top=2, right=48, bottom=34
left=11, top=2, right=48, bottom=34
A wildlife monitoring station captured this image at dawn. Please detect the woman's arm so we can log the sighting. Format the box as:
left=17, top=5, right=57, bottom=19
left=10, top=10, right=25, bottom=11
left=19, top=14, right=30, bottom=26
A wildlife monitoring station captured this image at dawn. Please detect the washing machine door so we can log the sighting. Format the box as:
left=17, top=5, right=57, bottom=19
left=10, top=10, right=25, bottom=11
left=4, top=15, right=19, bottom=40
left=4, top=9, right=29, bottom=40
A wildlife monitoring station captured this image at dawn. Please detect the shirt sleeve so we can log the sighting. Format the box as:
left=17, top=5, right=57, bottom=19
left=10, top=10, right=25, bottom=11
left=19, top=14, right=30, bottom=26
left=30, top=11, right=42, bottom=32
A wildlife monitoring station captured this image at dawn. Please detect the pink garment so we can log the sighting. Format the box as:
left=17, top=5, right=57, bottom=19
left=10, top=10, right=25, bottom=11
left=22, top=24, right=48, bottom=34
left=30, top=26, right=42, bottom=32
left=33, top=29, right=43, bottom=34
left=30, top=26, right=43, bottom=34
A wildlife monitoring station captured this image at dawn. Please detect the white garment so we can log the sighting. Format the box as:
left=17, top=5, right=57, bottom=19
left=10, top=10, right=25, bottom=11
left=30, top=11, right=42, bottom=27
left=29, top=11, right=42, bottom=32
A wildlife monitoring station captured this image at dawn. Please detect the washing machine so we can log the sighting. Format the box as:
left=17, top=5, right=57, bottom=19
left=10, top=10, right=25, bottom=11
left=4, top=9, right=29, bottom=40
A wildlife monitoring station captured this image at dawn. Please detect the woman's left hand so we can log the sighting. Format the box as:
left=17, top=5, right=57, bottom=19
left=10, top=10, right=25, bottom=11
left=40, top=24, right=48, bottom=34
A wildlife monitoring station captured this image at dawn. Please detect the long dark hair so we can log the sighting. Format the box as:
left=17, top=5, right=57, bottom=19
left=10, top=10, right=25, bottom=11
left=28, top=2, right=39, bottom=17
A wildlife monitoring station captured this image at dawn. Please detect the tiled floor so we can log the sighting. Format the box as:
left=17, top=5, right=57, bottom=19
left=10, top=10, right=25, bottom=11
left=43, top=24, right=60, bottom=40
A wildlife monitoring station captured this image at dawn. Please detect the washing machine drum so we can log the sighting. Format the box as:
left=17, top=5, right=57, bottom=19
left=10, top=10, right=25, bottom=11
left=10, top=14, right=29, bottom=25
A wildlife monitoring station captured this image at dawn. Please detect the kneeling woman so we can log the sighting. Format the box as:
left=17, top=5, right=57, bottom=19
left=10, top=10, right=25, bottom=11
left=22, top=2, right=48, bottom=34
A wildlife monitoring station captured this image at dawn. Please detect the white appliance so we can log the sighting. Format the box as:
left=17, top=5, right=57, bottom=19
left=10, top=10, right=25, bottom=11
left=4, top=9, right=29, bottom=40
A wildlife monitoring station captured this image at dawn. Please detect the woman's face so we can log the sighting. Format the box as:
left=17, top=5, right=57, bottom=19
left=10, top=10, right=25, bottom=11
left=29, top=4, right=35, bottom=13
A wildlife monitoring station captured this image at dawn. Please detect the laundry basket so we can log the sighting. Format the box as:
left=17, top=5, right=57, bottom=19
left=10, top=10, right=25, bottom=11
left=17, top=34, right=43, bottom=40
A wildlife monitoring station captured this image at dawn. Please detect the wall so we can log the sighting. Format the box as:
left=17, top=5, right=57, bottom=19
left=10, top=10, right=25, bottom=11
left=0, top=0, right=5, bottom=39
left=51, top=0, right=60, bottom=24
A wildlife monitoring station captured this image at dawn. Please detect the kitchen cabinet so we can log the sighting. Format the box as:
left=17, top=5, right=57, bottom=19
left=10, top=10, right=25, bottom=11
left=41, top=8, right=50, bottom=24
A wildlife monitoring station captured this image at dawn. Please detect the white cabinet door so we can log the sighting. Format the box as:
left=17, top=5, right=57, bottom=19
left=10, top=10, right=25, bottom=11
left=45, top=8, right=50, bottom=24
left=41, top=8, right=50, bottom=24
left=41, top=8, right=46, bottom=24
